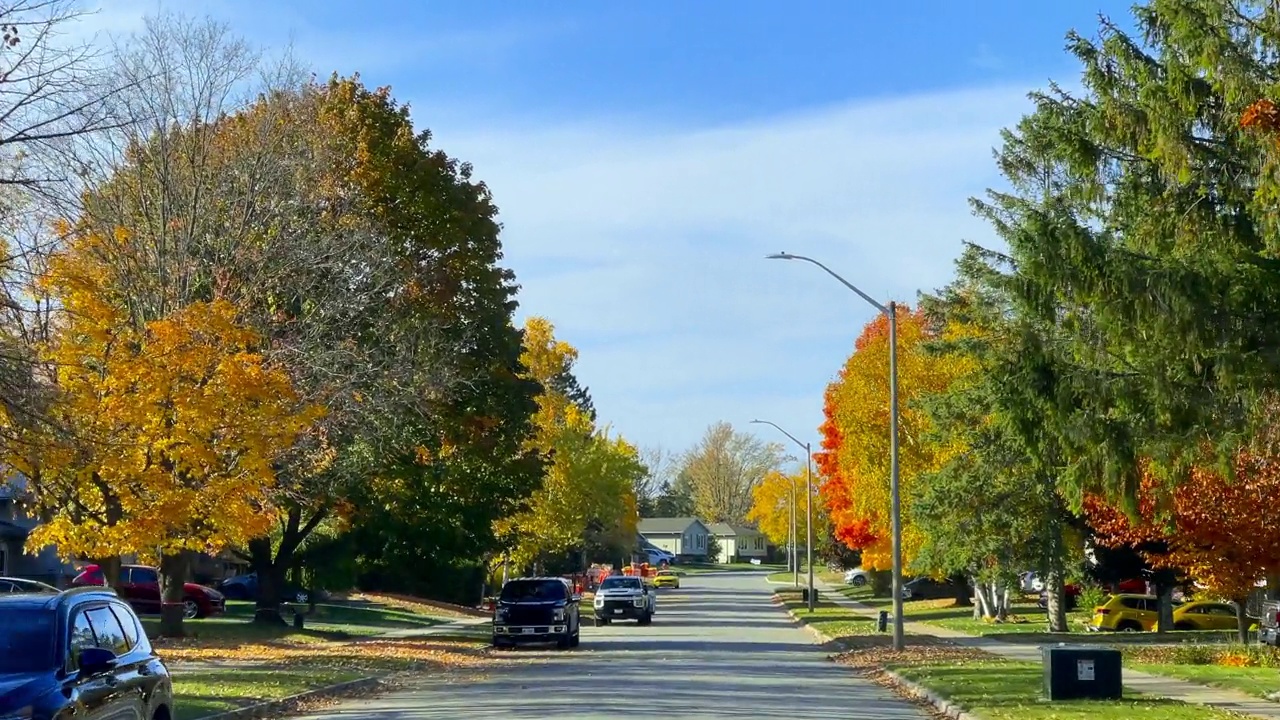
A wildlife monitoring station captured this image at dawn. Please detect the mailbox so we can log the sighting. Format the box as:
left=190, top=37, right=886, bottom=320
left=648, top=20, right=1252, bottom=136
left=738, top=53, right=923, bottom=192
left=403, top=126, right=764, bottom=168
left=1043, top=645, right=1122, bottom=700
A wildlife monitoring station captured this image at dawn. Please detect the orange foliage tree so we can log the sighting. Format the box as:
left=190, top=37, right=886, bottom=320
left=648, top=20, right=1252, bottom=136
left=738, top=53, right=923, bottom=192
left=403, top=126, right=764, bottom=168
left=815, top=306, right=974, bottom=571
left=1085, top=451, right=1280, bottom=639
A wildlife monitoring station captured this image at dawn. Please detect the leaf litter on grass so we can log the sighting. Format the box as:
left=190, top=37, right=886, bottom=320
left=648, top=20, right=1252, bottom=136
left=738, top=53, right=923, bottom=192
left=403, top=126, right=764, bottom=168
left=158, top=635, right=494, bottom=675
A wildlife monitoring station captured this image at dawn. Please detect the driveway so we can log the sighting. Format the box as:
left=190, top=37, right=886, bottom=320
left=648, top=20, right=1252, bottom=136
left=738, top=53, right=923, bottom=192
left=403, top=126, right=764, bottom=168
left=296, top=571, right=928, bottom=719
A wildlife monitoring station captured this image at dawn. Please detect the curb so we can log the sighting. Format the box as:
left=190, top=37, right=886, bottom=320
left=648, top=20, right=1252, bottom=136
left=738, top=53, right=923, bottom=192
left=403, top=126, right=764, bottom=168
left=772, top=590, right=982, bottom=720
left=877, top=668, right=981, bottom=720
left=200, top=676, right=384, bottom=720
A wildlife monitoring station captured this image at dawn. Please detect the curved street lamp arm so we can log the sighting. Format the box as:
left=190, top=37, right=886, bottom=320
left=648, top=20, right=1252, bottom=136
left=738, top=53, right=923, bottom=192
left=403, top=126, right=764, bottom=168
left=766, top=252, right=889, bottom=315
left=749, top=418, right=806, bottom=452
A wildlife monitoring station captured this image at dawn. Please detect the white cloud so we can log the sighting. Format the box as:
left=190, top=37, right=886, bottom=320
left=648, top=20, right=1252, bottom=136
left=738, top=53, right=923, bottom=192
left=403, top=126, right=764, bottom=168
left=424, top=87, right=1035, bottom=451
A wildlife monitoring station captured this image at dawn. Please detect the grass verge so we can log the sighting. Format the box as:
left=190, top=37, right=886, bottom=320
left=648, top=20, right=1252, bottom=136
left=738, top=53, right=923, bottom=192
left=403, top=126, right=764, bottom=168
left=171, top=666, right=364, bottom=720
left=1124, top=644, right=1280, bottom=700
left=888, top=658, right=1247, bottom=719
left=774, top=587, right=881, bottom=642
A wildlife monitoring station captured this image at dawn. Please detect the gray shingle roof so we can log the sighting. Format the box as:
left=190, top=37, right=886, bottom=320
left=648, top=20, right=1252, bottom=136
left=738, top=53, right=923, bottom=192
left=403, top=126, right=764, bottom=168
left=708, top=522, right=761, bottom=537
left=637, top=517, right=706, bottom=535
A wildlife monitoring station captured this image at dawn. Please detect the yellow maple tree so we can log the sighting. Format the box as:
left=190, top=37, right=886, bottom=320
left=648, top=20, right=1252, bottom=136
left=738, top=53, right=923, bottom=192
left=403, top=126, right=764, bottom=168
left=7, top=227, right=320, bottom=562
left=494, top=317, right=641, bottom=570
left=746, top=468, right=829, bottom=548
left=817, top=306, right=975, bottom=570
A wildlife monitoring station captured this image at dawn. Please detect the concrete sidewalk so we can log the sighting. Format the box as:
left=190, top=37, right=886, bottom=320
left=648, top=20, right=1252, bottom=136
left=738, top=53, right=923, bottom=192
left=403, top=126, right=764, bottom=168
left=374, top=616, right=491, bottom=639
left=810, top=580, right=1280, bottom=719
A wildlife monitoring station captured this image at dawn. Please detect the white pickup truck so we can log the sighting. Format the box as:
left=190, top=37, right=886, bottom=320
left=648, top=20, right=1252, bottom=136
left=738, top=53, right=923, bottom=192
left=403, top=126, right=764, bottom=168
left=592, top=575, right=655, bottom=625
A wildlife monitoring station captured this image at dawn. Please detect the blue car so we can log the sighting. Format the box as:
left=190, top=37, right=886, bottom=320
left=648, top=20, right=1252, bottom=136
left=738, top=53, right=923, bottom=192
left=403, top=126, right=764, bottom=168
left=0, top=586, right=173, bottom=720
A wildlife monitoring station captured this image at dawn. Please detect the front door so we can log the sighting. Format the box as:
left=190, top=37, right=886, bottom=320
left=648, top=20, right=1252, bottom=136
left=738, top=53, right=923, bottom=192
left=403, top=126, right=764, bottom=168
left=0, top=543, right=8, bottom=575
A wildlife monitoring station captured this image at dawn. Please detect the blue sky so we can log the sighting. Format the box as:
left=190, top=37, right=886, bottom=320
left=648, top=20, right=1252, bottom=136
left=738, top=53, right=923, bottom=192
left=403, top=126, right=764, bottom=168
left=88, top=0, right=1135, bottom=456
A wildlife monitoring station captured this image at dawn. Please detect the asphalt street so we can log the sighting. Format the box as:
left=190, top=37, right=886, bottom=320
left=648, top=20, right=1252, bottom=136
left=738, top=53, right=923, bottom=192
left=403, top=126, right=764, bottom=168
left=297, top=571, right=928, bottom=719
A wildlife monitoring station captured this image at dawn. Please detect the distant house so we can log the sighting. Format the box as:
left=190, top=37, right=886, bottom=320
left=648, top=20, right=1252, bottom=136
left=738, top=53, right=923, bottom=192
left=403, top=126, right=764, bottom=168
left=637, top=517, right=711, bottom=560
left=708, top=523, right=768, bottom=564
left=0, top=478, right=79, bottom=586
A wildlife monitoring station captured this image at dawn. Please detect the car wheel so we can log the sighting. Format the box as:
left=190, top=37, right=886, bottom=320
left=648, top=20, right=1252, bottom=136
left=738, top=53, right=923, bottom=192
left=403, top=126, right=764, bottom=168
left=850, top=575, right=867, bottom=587
left=570, top=630, right=580, bottom=648
left=294, top=591, right=310, bottom=604
left=556, top=633, right=572, bottom=649
left=595, top=617, right=610, bottom=626
left=638, top=612, right=652, bottom=626
left=1118, top=621, right=1142, bottom=632
left=182, top=600, right=201, bottom=620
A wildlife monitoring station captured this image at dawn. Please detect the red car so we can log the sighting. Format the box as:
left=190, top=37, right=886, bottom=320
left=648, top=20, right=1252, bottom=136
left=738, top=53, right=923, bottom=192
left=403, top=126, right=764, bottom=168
left=72, top=564, right=226, bottom=619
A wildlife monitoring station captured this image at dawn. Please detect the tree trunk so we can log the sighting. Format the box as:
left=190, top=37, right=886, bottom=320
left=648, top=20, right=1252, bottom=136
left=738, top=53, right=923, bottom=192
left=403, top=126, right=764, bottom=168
left=1045, top=566, right=1068, bottom=632
left=995, top=583, right=1010, bottom=621
left=250, top=536, right=288, bottom=626
left=158, top=552, right=190, bottom=638
left=94, top=556, right=122, bottom=589
left=1155, top=581, right=1175, bottom=633
left=249, top=505, right=327, bottom=625
left=1234, top=596, right=1252, bottom=644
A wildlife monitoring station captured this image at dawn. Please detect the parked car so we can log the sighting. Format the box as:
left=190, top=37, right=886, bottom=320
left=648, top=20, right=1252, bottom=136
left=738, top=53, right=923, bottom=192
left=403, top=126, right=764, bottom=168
left=592, top=574, right=656, bottom=625
left=1172, top=600, right=1242, bottom=631
left=844, top=567, right=869, bottom=587
left=902, top=577, right=971, bottom=601
left=0, top=576, right=57, bottom=593
left=0, top=585, right=174, bottom=720
left=1089, top=593, right=1167, bottom=632
left=492, top=577, right=581, bottom=649
left=72, top=563, right=225, bottom=619
left=216, top=572, right=322, bottom=603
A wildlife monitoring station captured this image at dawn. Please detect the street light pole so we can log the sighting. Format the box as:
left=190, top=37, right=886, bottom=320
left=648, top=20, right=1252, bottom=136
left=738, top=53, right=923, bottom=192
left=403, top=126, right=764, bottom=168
left=765, top=252, right=905, bottom=650
left=790, top=477, right=798, bottom=587
left=805, top=441, right=814, bottom=614
left=751, top=419, right=815, bottom=613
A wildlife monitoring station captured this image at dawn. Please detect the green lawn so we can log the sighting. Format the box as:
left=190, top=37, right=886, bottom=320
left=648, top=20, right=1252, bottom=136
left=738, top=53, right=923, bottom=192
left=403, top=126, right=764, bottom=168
left=1129, top=662, right=1280, bottom=700
left=143, top=600, right=449, bottom=642
left=172, top=666, right=365, bottom=720
left=776, top=587, right=882, bottom=641
left=892, top=659, right=1246, bottom=720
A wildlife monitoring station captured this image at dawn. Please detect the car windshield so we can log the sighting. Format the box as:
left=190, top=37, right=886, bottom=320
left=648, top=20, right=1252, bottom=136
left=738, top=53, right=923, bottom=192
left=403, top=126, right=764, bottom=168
left=0, top=609, right=56, bottom=673
left=600, top=577, right=642, bottom=591
left=500, top=580, right=566, bottom=602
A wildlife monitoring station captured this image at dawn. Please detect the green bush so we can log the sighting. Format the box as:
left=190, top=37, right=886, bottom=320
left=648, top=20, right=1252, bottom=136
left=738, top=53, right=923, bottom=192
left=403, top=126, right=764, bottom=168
left=1077, top=584, right=1108, bottom=613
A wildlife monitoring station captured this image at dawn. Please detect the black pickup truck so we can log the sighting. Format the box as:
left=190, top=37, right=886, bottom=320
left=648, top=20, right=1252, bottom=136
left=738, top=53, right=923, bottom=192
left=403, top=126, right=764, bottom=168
left=492, top=577, right=581, bottom=649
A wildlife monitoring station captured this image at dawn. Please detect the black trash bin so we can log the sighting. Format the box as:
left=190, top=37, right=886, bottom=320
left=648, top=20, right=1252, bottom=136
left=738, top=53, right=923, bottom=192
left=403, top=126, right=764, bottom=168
left=1043, top=645, right=1122, bottom=700
left=801, top=588, right=810, bottom=602
left=877, top=610, right=889, bottom=633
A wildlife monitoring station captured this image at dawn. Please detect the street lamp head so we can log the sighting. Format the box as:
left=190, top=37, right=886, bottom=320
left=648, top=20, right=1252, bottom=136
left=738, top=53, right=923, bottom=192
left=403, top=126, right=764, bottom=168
left=749, top=419, right=763, bottom=424
left=765, top=252, right=796, bottom=260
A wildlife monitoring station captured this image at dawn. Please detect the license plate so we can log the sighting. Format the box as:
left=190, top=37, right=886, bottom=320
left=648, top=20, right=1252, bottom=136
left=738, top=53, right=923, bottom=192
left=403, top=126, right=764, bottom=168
left=522, top=628, right=535, bottom=634
left=613, top=608, right=623, bottom=614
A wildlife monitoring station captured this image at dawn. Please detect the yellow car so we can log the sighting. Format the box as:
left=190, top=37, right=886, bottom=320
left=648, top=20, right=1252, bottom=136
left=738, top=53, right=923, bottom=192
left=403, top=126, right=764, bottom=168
left=1090, top=594, right=1159, bottom=632
left=1172, top=600, right=1240, bottom=631
left=652, top=570, right=680, bottom=589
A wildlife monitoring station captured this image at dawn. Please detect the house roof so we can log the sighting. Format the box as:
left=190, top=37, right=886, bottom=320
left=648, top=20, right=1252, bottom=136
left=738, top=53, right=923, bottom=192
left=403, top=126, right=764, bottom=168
left=708, top=522, right=762, bottom=537
left=637, top=517, right=707, bottom=535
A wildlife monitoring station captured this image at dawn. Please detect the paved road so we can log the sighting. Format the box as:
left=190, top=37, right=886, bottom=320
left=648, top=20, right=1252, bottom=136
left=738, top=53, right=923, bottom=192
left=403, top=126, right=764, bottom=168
left=298, top=572, right=928, bottom=719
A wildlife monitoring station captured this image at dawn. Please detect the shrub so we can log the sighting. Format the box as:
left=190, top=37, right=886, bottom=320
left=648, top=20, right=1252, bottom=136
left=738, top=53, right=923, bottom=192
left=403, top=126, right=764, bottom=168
left=1077, top=583, right=1108, bottom=613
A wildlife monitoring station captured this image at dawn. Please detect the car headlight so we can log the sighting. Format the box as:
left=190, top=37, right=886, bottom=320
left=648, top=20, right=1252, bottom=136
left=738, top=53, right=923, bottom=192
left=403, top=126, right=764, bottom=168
left=633, top=597, right=645, bottom=607
left=496, top=608, right=508, bottom=621
left=553, top=608, right=565, bottom=621
left=593, top=597, right=604, bottom=607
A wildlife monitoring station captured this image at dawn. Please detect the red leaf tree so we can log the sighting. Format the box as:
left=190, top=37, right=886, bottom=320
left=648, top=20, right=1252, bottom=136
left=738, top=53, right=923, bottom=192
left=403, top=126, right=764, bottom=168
left=1085, top=451, right=1280, bottom=639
